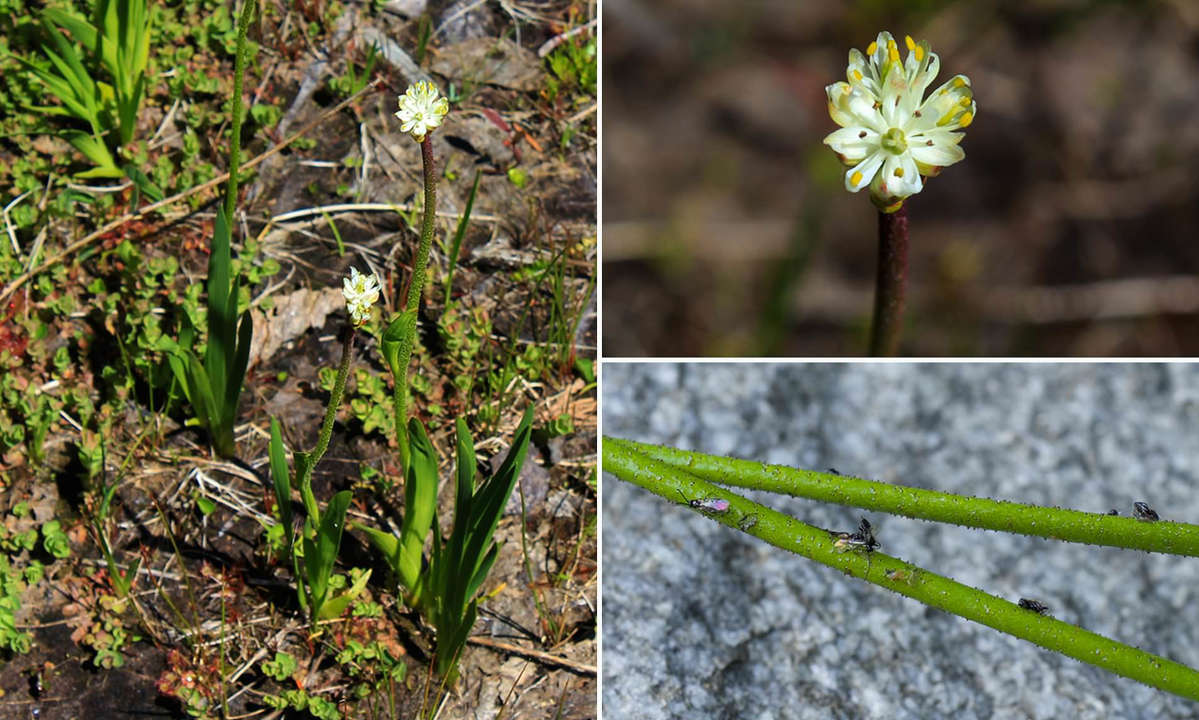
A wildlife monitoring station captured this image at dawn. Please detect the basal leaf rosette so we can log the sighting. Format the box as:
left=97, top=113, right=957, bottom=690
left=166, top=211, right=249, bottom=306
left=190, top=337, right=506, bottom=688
left=824, top=31, right=975, bottom=212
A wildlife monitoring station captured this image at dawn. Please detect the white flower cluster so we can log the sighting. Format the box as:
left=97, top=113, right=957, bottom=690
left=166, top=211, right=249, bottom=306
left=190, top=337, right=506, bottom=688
left=824, top=31, right=975, bottom=212
left=342, top=266, right=381, bottom=327
left=395, top=81, right=450, bottom=142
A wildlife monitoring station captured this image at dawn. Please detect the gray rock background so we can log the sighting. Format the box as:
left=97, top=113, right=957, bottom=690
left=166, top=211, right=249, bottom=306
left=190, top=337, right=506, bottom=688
left=601, top=363, right=1199, bottom=720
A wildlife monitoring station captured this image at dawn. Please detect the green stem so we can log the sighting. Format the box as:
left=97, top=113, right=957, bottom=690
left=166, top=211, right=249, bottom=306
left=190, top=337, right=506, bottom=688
left=868, top=204, right=908, bottom=356
left=604, top=437, right=1199, bottom=557
left=312, top=328, right=355, bottom=469
left=225, top=0, right=255, bottom=221
left=604, top=441, right=1199, bottom=702
left=392, top=135, right=439, bottom=467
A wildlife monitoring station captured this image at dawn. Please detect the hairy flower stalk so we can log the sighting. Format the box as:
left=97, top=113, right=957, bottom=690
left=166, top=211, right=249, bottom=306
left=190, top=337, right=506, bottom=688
left=823, top=31, right=974, bottom=354
left=388, top=82, right=447, bottom=468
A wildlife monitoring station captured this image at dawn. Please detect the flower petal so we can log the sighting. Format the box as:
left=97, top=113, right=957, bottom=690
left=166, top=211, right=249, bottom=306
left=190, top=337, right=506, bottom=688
left=909, top=130, right=966, bottom=168
left=823, top=126, right=879, bottom=163
left=913, top=74, right=974, bottom=131
left=845, top=152, right=885, bottom=193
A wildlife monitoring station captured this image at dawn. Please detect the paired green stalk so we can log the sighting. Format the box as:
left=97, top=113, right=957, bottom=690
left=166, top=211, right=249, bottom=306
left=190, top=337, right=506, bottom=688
left=167, top=0, right=256, bottom=458
left=603, top=437, right=1199, bottom=702
left=869, top=205, right=908, bottom=356
left=607, top=437, right=1199, bottom=557
left=269, top=330, right=369, bottom=630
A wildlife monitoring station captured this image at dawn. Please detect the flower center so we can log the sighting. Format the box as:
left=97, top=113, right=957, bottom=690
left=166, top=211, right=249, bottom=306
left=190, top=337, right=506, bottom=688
left=880, top=128, right=908, bottom=155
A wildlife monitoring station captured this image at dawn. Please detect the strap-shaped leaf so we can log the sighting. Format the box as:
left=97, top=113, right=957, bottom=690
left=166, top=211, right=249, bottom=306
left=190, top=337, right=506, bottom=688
left=441, top=418, right=476, bottom=615
left=351, top=522, right=400, bottom=570
left=268, top=418, right=292, bottom=544
left=317, top=567, right=372, bottom=620
left=398, top=419, right=439, bottom=597
left=464, top=542, right=498, bottom=605
left=459, top=406, right=533, bottom=585
left=185, top=352, right=218, bottom=434
left=306, top=490, right=352, bottom=612
left=204, top=207, right=233, bottom=412
left=222, top=307, right=252, bottom=432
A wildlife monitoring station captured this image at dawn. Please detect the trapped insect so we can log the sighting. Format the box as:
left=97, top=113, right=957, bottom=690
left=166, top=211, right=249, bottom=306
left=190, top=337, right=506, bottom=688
left=830, top=517, right=879, bottom=553
left=1133, top=502, right=1159, bottom=522
left=1018, top=598, right=1051, bottom=615
left=885, top=568, right=916, bottom=585
left=738, top=513, right=759, bottom=532
left=676, top=489, right=730, bottom=515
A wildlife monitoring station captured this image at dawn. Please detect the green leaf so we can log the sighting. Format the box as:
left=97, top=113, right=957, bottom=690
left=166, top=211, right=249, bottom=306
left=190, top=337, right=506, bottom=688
left=459, top=406, right=533, bottom=586
left=351, top=522, right=399, bottom=570
left=205, top=207, right=233, bottom=411
left=398, top=419, right=438, bottom=598
left=317, top=567, right=371, bottom=620
left=306, top=490, right=351, bottom=612
left=122, top=163, right=163, bottom=202
left=268, top=418, right=292, bottom=540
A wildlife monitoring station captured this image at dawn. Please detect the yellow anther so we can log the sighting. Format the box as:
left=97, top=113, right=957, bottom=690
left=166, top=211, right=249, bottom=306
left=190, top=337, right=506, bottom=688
left=953, top=77, right=966, bottom=88
left=853, top=69, right=863, bottom=81
left=851, top=170, right=864, bottom=186
left=889, top=47, right=900, bottom=63
left=914, top=46, right=925, bottom=62
left=867, top=41, right=878, bottom=56
left=904, top=35, right=916, bottom=51
left=959, top=96, right=971, bottom=107
left=959, top=111, right=974, bottom=127
left=894, top=167, right=905, bottom=177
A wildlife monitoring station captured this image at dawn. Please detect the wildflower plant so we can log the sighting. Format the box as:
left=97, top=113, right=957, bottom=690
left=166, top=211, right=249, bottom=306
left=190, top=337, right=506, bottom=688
left=356, top=408, right=534, bottom=680
left=167, top=0, right=256, bottom=458
left=823, top=31, right=975, bottom=354
left=350, top=82, right=536, bottom=683
left=266, top=267, right=381, bottom=630
left=13, top=0, right=153, bottom=178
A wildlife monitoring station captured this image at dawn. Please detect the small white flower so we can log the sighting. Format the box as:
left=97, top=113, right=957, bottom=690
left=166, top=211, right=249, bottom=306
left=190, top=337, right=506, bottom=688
left=394, top=81, right=450, bottom=142
left=824, top=31, right=975, bottom=212
left=342, top=266, right=381, bottom=327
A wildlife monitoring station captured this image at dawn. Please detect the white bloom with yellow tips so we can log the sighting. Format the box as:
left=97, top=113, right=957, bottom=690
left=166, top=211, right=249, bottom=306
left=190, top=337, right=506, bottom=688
left=342, top=266, right=381, bottom=327
left=394, top=81, right=450, bottom=142
left=824, top=31, right=975, bottom=212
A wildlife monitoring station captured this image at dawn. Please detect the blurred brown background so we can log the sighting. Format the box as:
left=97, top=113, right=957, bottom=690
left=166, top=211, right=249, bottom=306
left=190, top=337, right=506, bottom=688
left=602, top=0, right=1199, bottom=356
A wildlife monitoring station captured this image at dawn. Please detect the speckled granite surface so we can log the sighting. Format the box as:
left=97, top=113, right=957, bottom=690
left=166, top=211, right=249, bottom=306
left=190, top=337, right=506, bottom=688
left=601, top=363, right=1199, bottom=720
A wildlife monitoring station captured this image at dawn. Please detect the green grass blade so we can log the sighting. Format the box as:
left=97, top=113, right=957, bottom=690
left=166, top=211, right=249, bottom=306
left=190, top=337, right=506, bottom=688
left=443, top=170, right=481, bottom=304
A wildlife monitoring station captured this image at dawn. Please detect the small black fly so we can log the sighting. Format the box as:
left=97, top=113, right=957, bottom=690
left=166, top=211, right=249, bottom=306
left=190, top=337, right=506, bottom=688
left=830, top=517, right=879, bottom=553
left=1133, top=502, right=1159, bottom=522
left=1018, top=597, right=1051, bottom=615
left=676, top=489, right=730, bottom=515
